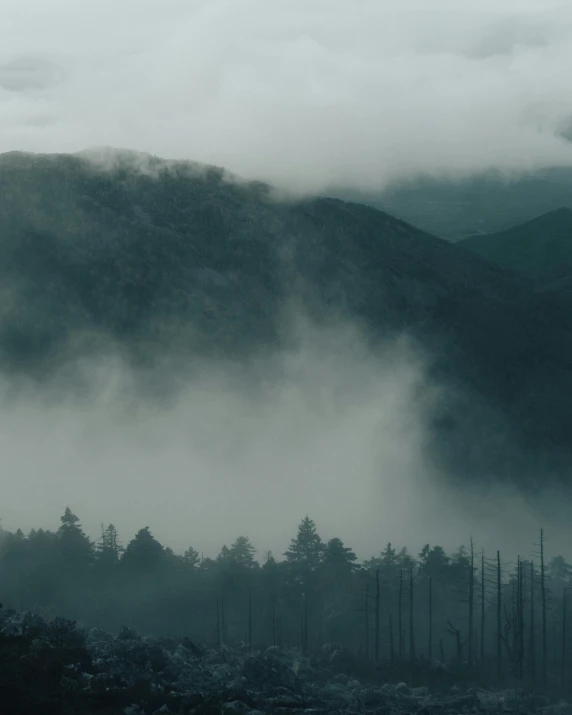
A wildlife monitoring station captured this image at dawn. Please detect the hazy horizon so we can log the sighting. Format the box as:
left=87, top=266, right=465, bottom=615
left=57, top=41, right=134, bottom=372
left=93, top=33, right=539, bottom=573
left=0, top=315, right=568, bottom=565
left=3, top=0, right=572, bottom=194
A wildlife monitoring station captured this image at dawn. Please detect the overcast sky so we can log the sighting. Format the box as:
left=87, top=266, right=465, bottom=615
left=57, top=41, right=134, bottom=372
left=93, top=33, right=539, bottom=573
left=2, top=0, right=572, bottom=192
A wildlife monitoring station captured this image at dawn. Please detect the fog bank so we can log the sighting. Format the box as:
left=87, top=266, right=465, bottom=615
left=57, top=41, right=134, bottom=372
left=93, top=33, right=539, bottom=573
left=0, top=320, right=567, bottom=563
left=3, top=0, right=572, bottom=193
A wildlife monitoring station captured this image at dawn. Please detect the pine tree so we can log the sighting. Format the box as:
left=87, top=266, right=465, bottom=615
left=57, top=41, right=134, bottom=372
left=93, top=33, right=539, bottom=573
left=284, top=516, right=324, bottom=577
left=323, top=538, right=358, bottom=570
left=229, top=536, right=257, bottom=567
left=183, top=546, right=201, bottom=568
left=57, top=507, right=93, bottom=571
left=121, top=527, right=165, bottom=574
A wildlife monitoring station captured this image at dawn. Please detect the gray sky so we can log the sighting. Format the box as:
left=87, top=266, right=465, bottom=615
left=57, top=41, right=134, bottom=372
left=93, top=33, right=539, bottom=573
left=2, top=0, right=572, bottom=192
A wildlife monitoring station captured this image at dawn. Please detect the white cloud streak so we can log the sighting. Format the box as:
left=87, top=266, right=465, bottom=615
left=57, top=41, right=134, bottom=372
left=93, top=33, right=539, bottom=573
left=2, top=0, right=572, bottom=191
left=0, top=322, right=566, bottom=562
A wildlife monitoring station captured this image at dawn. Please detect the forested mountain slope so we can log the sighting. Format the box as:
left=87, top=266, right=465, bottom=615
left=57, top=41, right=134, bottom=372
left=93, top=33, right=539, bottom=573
left=1, top=150, right=571, bottom=482
left=460, top=208, right=572, bottom=296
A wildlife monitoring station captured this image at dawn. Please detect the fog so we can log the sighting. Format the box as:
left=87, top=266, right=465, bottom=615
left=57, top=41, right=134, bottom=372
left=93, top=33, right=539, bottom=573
left=0, top=317, right=567, bottom=563
left=2, top=0, right=572, bottom=193
left=2, top=0, right=571, bottom=565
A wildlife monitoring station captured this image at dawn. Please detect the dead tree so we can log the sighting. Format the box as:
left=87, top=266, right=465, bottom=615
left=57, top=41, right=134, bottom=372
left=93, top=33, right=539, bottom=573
left=398, top=569, right=404, bottom=660
left=271, top=590, right=277, bottom=646
left=517, top=557, right=524, bottom=680
left=540, top=528, right=547, bottom=689
left=428, top=576, right=433, bottom=662
left=562, top=588, right=567, bottom=689
left=221, top=594, right=227, bottom=645
left=364, top=580, right=370, bottom=660
left=468, top=537, right=474, bottom=667
left=409, top=564, right=416, bottom=661
left=501, top=603, right=516, bottom=669
left=248, top=587, right=252, bottom=652
left=389, top=613, right=395, bottom=662
left=480, top=549, right=486, bottom=663
left=375, top=567, right=381, bottom=662
left=497, top=550, right=502, bottom=679
left=447, top=620, right=466, bottom=662
left=300, top=593, right=309, bottom=654
left=530, top=560, right=536, bottom=680
left=216, top=598, right=221, bottom=647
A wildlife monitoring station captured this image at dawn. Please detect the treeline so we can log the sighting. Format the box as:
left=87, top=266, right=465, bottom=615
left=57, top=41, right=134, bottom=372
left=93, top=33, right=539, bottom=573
left=1, top=510, right=571, bottom=689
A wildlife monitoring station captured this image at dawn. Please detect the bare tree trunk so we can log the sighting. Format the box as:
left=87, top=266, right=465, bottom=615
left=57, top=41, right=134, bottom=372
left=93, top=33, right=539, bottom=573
left=221, top=594, right=227, bottom=645
left=468, top=537, right=474, bottom=668
left=216, top=598, right=221, bottom=647
left=409, top=564, right=416, bottom=661
left=428, top=576, right=433, bottom=663
left=398, top=569, right=404, bottom=660
left=304, top=592, right=309, bottom=655
left=365, top=580, right=370, bottom=660
left=518, top=557, right=524, bottom=680
left=518, top=560, right=524, bottom=680
left=541, top=528, right=547, bottom=690
left=271, top=591, right=277, bottom=646
left=389, top=614, right=395, bottom=662
left=530, top=560, right=536, bottom=681
left=562, top=588, right=567, bottom=690
left=497, top=550, right=502, bottom=680
left=481, top=549, right=485, bottom=663
left=248, top=587, right=252, bottom=652
left=375, top=567, right=381, bottom=662
left=300, top=593, right=308, bottom=654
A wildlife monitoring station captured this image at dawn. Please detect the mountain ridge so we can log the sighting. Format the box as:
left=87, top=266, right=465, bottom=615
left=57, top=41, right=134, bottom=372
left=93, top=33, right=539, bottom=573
left=1, top=149, right=571, bottom=483
left=460, top=207, right=572, bottom=295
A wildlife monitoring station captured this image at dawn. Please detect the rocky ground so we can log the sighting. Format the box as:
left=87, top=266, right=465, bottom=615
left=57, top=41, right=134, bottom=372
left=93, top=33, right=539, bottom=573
left=1, top=608, right=569, bottom=715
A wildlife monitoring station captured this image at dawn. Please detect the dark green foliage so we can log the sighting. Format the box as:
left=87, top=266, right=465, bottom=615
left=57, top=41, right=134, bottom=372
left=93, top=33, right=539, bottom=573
left=2, top=151, right=572, bottom=480
left=460, top=208, right=572, bottom=294
left=339, top=167, right=572, bottom=240
left=284, top=516, right=324, bottom=576
left=121, top=527, right=166, bottom=574
left=2, top=511, right=572, bottom=694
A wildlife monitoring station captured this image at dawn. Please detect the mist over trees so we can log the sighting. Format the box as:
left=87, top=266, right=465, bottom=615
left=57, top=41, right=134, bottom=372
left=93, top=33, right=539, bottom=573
left=1, top=509, right=571, bottom=690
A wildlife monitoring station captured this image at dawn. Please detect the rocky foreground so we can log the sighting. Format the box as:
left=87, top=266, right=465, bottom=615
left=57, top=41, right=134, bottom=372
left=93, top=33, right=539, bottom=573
left=1, top=609, right=569, bottom=715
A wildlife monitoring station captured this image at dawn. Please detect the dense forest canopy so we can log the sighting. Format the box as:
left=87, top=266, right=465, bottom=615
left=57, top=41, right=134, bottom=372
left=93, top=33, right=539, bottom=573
left=1, top=151, right=572, bottom=485
left=1, top=509, right=570, bottom=691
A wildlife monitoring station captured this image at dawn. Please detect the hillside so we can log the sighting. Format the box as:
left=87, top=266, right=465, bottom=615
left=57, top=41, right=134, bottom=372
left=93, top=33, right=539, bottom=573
left=460, top=208, right=572, bottom=295
left=335, top=168, right=572, bottom=240
left=1, top=150, right=572, bottom=482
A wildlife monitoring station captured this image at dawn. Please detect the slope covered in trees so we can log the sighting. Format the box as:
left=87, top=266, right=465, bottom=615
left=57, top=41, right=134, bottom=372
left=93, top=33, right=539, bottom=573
left=338, top=168, right=572, bottom=240
left=1, top=150, right=572, bottom=482
left=1, top=510, right=571, bottom=693
left=460, top=208, right=572, bottom=296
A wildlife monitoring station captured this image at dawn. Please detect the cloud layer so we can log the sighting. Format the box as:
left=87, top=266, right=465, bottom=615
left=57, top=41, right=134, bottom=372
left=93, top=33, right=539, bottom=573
left=2, top=0, right=572, bottom=192
left=0, top=321, right=566, bottom=563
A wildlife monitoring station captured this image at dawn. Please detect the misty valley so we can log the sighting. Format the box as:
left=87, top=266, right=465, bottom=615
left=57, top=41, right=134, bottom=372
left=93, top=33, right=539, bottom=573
left=2, top=149, right=572, bottom=714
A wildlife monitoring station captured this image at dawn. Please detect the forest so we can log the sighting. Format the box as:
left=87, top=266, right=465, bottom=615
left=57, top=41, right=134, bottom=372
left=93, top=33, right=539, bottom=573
left=1, top=509, right=570, bottom=692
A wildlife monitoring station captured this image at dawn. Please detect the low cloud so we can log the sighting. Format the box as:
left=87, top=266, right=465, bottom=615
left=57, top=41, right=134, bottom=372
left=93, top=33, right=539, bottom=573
left=0, top=318, right=566, bottom=563
left=2, top=1, right=572, bottom=192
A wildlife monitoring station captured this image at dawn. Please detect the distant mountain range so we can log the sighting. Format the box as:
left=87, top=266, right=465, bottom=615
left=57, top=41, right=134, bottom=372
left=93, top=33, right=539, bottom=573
left=460, top=208, right=572, bottom=296
left=336, top=168, right=572, bottom=240
left=1, top=149, right=572, bottom=484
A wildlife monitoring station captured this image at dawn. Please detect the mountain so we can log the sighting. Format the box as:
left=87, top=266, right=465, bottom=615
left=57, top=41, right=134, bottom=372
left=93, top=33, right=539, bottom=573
left=460, top=208, right=572, bottom=295
left=334, top=168, right=572, bottom=240
left=1, top=149, right=572, bottom=483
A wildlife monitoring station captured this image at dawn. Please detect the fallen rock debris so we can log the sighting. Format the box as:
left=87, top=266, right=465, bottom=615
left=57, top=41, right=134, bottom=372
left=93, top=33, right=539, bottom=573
left=0, top=608, right=565, bottom=714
